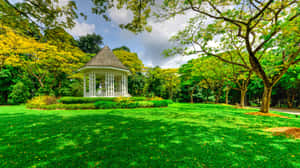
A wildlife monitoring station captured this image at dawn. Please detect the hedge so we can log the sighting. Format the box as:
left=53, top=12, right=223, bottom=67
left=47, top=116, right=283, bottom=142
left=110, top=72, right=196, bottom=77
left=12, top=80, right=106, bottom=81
left=94, top=100, right=171, bottom=109
left=94, top=101, right=118, bottom=109
left=150, top=100, right=169, bottom=107
left=58, top=97, right=115, bottom=104
left=26, top=103, right=96, bottom=110
left=59, top=96, right=149, bottom=104
left=26, top=96, right=172, bottom=110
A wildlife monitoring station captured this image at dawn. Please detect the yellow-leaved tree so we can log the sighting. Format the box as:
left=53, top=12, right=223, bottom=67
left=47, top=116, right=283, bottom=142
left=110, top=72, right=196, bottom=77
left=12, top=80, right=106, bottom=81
left=0, top=25, right=86, bottom=88
left=113, top=50, right=143, bottom=74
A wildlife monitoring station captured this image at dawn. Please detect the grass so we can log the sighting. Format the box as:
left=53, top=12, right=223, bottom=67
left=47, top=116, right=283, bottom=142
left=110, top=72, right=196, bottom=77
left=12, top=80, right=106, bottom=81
left=0, top=103, right=299, bottom=168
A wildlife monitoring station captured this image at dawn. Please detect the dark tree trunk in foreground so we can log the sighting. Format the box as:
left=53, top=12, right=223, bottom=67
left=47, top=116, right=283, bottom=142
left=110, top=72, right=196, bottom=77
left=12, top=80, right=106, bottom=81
left=190, top=89, right=194, bottom=103
left=225, top=89, right=230, bottom=104
left=240, top=89, right=247, bottom=107
left=260, top=86, right=272, bottom=113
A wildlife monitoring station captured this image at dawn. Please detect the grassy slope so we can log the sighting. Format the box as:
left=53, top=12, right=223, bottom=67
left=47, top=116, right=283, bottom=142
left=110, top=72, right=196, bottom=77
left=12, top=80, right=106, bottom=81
left=0, top=104, right=299, bottom=168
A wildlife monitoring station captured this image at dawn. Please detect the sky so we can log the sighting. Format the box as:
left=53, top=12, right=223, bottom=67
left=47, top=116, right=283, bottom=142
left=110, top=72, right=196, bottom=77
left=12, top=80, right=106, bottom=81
left=10, top=0, right=198, bottom=68
left=67, top=0, right=198, bottom=68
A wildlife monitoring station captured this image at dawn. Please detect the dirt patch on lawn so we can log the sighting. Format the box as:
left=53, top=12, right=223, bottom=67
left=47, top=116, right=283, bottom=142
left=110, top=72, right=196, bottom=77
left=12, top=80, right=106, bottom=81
left=245, top=112, right=289, bottom=119
left=266, top=127, right=300, bottom=140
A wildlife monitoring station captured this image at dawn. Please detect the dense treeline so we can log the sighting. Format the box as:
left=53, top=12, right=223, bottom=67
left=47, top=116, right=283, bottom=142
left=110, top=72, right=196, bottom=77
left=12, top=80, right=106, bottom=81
left=0, top=24, right=299, bottom=108
left=0, top=0, right=299, bottom=109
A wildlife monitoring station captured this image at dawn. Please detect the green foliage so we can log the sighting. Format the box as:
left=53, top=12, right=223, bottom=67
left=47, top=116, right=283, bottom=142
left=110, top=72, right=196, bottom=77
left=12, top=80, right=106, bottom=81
left=143, top=67, right=180, bottom=99
left=76, top=33, right=103, bottom=54
left=43, top=27, right=77, bottom=47
left=27, top=103, right=96, bottom=110
left=150, top=100, right=169, bottom=107
left=59, top=97, right=115, bottom=104
left=136, top=101, right=154, bottom=107
left=94, top=99, right=170, bottom=109
left=26, top=96, right=57, bottom=108
left=113, top=50, right=143, bottom=74
left=113, top=46, right=131, bottom=52
left=128, top=72, right=146, bottom=96
left=94, top=101, right=118, bottom=109
left=130, top=97, right=148, bottom=101
left=8, top=81, right=30, bottom=104
left=1, top=0, right=78, bottom=30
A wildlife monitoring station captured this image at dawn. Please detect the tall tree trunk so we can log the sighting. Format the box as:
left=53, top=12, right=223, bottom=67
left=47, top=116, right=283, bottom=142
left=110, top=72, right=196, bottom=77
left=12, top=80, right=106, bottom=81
left=206, top=89, right=209, bottom=102
left=169, top=87, right=173, bottom=100
left=260, top=86, right=272, bottom=113
left=286, top=90, right=295, bottom=108
left=215, top=89, right=221, bottom=103
left=240, top=89, right=247, bottom=107
left=225, top=89, right=230, bottom=104
left=190, top=88, right=194, bottom=103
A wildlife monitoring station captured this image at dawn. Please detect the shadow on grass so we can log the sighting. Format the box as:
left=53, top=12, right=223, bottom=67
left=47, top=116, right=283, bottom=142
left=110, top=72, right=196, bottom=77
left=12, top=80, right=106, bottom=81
left=0, top=111, right=299, bottom=168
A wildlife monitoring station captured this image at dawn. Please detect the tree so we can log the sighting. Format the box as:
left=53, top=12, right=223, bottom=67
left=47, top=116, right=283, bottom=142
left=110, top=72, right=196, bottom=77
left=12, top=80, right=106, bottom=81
left=113, top=46, right=131, bottom=52
left=76, top=33, right=103, bottom=54
left=0, top=0, right=42, bottom=39
left=3, top=0, right=78, bottom=30
left=113, top=50, right=143, bottom=74
left=275, top=64, right=300, bottom=108
left=224, top=52, right=252, bottom=107
left=43, top=27, right=78, bottom=47
left=8, top=81, right=30, bottom=104
left=178, top=60, right=197, bottom=103
left=143, top=66, right=164, bottom=97
left=128, top=72, right=145, bottom=96
left=192, top=56, right=232, bottom=103
left=160, top=0, right=299, bottom=113
left=160, top=68, right=180, bottom=100
left=0, top=25, right=86, bottom=91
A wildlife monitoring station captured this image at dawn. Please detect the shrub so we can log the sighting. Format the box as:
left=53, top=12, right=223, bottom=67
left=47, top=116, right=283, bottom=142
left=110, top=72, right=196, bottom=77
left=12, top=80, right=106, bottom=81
left=114, top=97, right=132, bottom=103
left=148, top=96, right=163, bottom=101
left=59, top=97, right=115, bottom=104
left=8, top=82, right=30, bottom=104
left=27, top=103, right=96, bottom=110
left=130, top=97, right=147, bottom=101
left=94, top=101, right=118, bottom=109
left=151, top=100, right=169, bottom=107
left=164, top=99, right=174, bottom=104
left=136, top=101, right=154, bottom=107
left=26, top=96, right=57, bottom=108
left=119, top=102, right=138, bottom=108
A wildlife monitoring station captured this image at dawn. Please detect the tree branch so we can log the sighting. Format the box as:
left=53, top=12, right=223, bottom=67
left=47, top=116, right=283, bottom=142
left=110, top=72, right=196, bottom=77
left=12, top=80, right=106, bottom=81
left=196, top=42, right=250, bottom=69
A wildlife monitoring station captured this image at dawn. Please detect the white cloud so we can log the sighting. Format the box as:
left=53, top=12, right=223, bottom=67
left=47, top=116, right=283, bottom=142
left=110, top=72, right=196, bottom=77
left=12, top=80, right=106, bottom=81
left=107, top=6, right=199, bottom=68
left=137, top=11, right=197, bottom=68
left=160, top=54, right=199, bottom=68
left=108, top=6, right=133, bottom=25
left=69, top=21, right=95, bottom=37
left=57, top=0, right=70, bottom=7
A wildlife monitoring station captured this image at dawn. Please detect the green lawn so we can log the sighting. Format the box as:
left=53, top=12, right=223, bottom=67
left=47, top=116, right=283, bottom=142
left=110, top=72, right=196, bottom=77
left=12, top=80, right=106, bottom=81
left=0, top=104, right=299, bottom=168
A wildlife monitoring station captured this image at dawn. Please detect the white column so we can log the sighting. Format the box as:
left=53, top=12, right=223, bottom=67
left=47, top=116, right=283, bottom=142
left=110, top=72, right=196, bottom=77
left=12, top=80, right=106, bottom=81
left=110, top=72, right=112, bottom=96
left=83, top=74, right=86, bottom=97
left=109, top=72, right=111, bottom=97
left=93, top=72, right=96, bottom=96
left=105, top=72, right=108, bottom=97
left=89, top=72, right=92, bottom=97
left=122, top=73, right=125, bottom=96
left=108, top=72, right=110, bottom=96
left=120, top=73, right=122, bottom=96
left=111, top=72, right=115, bottom=96
left=125, top=73, right=128, bottom=95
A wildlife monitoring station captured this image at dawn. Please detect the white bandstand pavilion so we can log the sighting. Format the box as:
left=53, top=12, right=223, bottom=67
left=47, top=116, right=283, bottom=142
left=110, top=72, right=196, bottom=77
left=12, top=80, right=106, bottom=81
left=79, top=46, right=131, bottom=97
